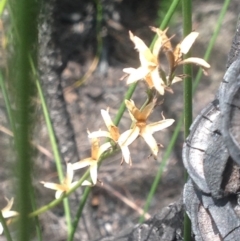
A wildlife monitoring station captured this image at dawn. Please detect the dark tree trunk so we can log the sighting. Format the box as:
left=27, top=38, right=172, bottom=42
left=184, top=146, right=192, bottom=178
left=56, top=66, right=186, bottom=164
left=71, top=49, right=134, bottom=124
left=38, top=0, right=79, bottom=163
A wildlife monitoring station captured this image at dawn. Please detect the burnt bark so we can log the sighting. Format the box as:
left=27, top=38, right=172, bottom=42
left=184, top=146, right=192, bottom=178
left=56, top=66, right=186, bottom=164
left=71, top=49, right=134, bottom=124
left=95, top=200, right=184, bottom=241
left=38, top=0, right=79, bottom=163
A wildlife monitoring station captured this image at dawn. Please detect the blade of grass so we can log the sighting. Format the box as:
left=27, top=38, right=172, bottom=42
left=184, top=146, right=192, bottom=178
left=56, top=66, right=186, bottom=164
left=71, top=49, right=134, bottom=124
left=30, top=58, right=72, bottom=237
left=140, top=0, right=231, bottom=224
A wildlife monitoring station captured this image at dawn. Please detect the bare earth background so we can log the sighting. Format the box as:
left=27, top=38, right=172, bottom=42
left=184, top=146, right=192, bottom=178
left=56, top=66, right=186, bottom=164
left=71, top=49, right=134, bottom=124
left=0, top=0, right=240, bottom=240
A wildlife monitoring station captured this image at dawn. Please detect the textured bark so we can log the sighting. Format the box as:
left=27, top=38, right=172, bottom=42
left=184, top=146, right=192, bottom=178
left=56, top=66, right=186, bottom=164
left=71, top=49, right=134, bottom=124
left=95, top=200, right=184, bottom=241
left=182, top=16, right=240, bottom=241
left=38, top=0, right=79, bottom=163
left=226, top=15, right=240, bottom=68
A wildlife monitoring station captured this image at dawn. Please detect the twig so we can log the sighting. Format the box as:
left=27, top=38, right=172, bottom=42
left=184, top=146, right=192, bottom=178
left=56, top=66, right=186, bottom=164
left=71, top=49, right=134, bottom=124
left=99, top=182, right=151, bottom=220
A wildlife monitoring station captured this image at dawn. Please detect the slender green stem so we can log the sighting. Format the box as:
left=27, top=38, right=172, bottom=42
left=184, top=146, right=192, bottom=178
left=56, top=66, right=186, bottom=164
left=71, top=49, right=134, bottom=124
left=182, top=0, right=193, bottom=240
left=0, top=211, right=13, bottom=241
left=182, top=0, right=192, bottom=140
left=113, top=83, right=137, bottom=125
left=34, top=70, right=72, bottom=236
left=67, top=187, right=91, bottom=241
left=30, top=57, right=72, bottom=235
left=11, top=0, right=38, bottom=240
left=150, top=0, right=180, bottom=49
left=29, top=184, right=43, bottom=241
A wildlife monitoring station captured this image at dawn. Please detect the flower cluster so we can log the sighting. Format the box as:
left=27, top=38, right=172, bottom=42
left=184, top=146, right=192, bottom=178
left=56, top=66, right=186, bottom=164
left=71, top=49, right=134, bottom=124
left=123, top=27, right=210, bottom=95
left=41, top=27, right=210, bottom=202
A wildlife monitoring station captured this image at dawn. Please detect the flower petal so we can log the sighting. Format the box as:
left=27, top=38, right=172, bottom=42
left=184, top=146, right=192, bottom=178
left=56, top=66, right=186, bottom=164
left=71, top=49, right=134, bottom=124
left=129, top=31, right=156, bottom=67
left=150, top=27, right=172, bottom=55
left=90, top=163, right=98, bottom=185
left=145, top=74, right=154, bottom=88
left=90, top=137, right=100, bottom=160
left=140, top=99, right=156, bottom=120
left=2, top=198, right=13, bottom=213
left=120, top=145, right=132, bottom=165
left=0, top=223, right=3, bottom=235
left=2, top=211, right=18, bottom=219
left=151, top=68, right=165, bottom=95
left=140, top=129, right=159, bottom=157
left=101, top=109, right=114, bottom=127
left=81, top=180, right=92, bottom=186
left=171, top=76, right=183, bottom=84
left=180, top=32, right=199, bottom=54
left=178, top=57, right=210, bottom=69
left=100, top=110, right=120, bottom=141
left=55, top=190, right=64, bottom=199
left=41, top=182, right=66, bottom=192
left=118, top=127, right=140, bottom=147
left=125, top=99, right=141, bottom=121
left=72, top=158, right=95, bottom=170
left=66, top=163, right=74, bottom=186
left=173, top=43, right=182, bottom=62
left=97, top=142, right=112, bottom=159
left=123, top=67, right=149, bottom=84
left=146, top=119, right=175, bottom=134
left=88, top=130, right=112, bottom=139
left=164, top=49, right=175, bottom=73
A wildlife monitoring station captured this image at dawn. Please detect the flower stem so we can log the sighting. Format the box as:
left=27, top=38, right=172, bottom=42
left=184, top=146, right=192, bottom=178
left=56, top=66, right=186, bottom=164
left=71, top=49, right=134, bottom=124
left=67, top=187, right=91, bottom=241
left=0, top=211, right=13, bottom=241
left=182, top=0, right=192, bottom=240
left=31, top=58, right=72, bottom=237
left=11, top=0, right=38, bottom=240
